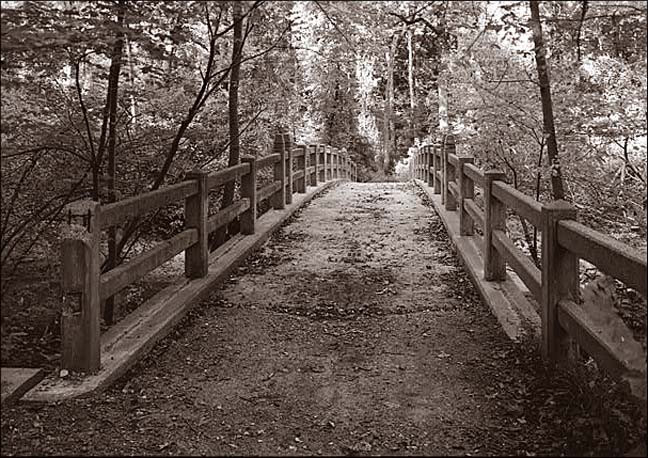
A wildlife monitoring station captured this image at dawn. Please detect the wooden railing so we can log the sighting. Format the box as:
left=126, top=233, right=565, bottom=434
left=410, top=135, right=647, bottom=397
left=60, top=133, right=357, bottom=373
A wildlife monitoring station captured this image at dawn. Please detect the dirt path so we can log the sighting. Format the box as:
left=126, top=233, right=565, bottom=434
left=1, top=182, right=643, bottom=456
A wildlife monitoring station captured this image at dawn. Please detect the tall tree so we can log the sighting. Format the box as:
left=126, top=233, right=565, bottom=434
left=529, top=0, right=565, bottom=200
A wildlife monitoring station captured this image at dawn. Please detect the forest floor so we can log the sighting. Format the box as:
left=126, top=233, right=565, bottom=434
left=1, top=182, right=646, bottom=456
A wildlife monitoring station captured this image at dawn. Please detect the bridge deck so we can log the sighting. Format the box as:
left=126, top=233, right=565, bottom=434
left=0, top=182, right=626, bottom=455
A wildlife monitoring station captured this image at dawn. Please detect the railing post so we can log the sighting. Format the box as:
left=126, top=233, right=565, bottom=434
left=312, top=145, right=317, bottom=185
left=541, top=201, right=578, bottom=362
left=426, top=146, right=434, bottom=187
left=443, top=135, right=456, bottom=210
left=240, top=155, right=257, bottom=234
left=414, top=149, right=418, bottom=180
left=457, top=156, right=475, bottom=236
left=317, top=144, right=325, bottom=183
left=271, top=134, right=286, bottom=210
left=60, top=200, right=101, bottom=373
left=484, top=170, right=507, bottom=281
left=433, top=141, right=441, bottom=194
left=323, top=146, right=329, bottom=181
left=297, top=145, right=307, bottom=193
left=184, top=169, right=209, bottom=278
left=283, top=133, right=293, bottom=205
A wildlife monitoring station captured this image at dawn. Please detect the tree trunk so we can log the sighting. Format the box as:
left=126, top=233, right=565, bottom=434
left=529, top=0, right=565, bottom=200
left=104, top=0, right=126, bottom=325
left=407, top=28, right=416, bottom=142
left=214, top=1, right=243, bottom=249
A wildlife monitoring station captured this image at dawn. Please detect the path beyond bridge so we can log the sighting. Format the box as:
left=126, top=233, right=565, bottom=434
left=2, top=182, right=636, bottom=456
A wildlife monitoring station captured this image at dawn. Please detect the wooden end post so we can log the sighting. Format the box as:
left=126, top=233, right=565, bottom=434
left=184, top=169, right=209, bottom=278
left=458, top=156, right=475, bottom=236
left=433, top=142, right=442, bottom=194
left=283, top=133, right=293, bottom=205
left=271, top=134, right=286, bottom=210
left=443, top=135, right=457, bottom=210
left=541, top=200, right=578, bottom=362
left=60, top=200, right=101, bottom=374
left=240, top=155, right=257, bottom=234
left=484, top=170, right=507, bottom=281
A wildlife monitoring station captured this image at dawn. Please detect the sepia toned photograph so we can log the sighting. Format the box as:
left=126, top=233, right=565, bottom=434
left=1, top=1, right=646, bottom=456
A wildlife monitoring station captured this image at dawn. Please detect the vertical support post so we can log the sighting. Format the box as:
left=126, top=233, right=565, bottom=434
left=425, top=146, right=431, bottom=184
left=312, top=145, right=319, bottom=186
left=185, top=169, right=209, bottom=278
left=318, top=144, right=325, bottom=183
left=443, top=135, right=457, bottom=210
left=283, top=133, right=293, bottom=205
left=414, top=150, right=418, bottom=180
left=240, top=155, right=257, bottom=234
left=427, top=146, right=434, bottom=187
left=484, top=170, right=507, bottom=281
left=541, top=201, right=578, bottom=362
left=323, top=146, right=329, bottom=181
left=433, top=142, right=441, bottom=194
left=60, top=200, right=101, bottom=373
left=297, top=145, right=307, bottom=193
left=457, top=157, right=475, bottom=236
left=271, top=134, right=286, bottom=210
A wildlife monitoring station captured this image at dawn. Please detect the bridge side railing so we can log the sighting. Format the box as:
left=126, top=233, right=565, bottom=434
left=411, top=136, right=647, bottom=398
left=60, top=133, right=357, bottom=373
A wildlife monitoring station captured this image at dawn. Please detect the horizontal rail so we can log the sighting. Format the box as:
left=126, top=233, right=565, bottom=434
left=448, top=181, right=460, bottom=201
left=292, top=147, right=306, bottom=158
left=293, top=170, right=305, bottom=180
left=206, top=163, right=250, bottom=191
left=558, top=299, right=646, bottom=398
left=256, top=153, right=281, bottom=170
left=492, top=229, right=541, bottom=300
left=207, top=199, right=249, bottom=234
left=257, top=181, right=282, bottom=203
left=492, top=181, right=542, bottom=228
left=100, top=228, right=198, bottom=300
left=101, top=181, right=198, bottom=228
left=307, top=166, right=316, bottom=174
left=448, top=153, right=459, bottom=168
left=464, top=198, right=484, bottom=229
left=557, top=220, right=647, bottom=297
left=464, top=163, right=484, bottom=188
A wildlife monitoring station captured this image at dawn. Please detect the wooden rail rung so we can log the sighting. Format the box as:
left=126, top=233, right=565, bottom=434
left=557, top=220, right=647, bottom=297
left=256, top=153, right=281, bottom=170
left=448, top=153, right=459, bottom=167
left=464, top=198, right=484, bottom=229
left=101, top=181, right=198, bottom=228
left=558, top=299, right=646, bottom=400
left=492, top=181, right=542, bottom=228
left=100, top=228, right=198, bottom=300
left=492, top=229, right=541, bottom=300
left=207, top=199, right=250, bottom=234
left=257, top=181, right=282, bottom=203
left=206, top=163, right=250, bottom=191
left=293, top=170, right=305, bottom=180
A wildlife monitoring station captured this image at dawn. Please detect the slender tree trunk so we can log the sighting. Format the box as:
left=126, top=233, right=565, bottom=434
left=407, top=28, right=416, bottom=142
left=529, top=0, right=565, bottom=200
left=214, top=1, right=243, bottom=248
left=104, top=0, right=126, bottom=325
